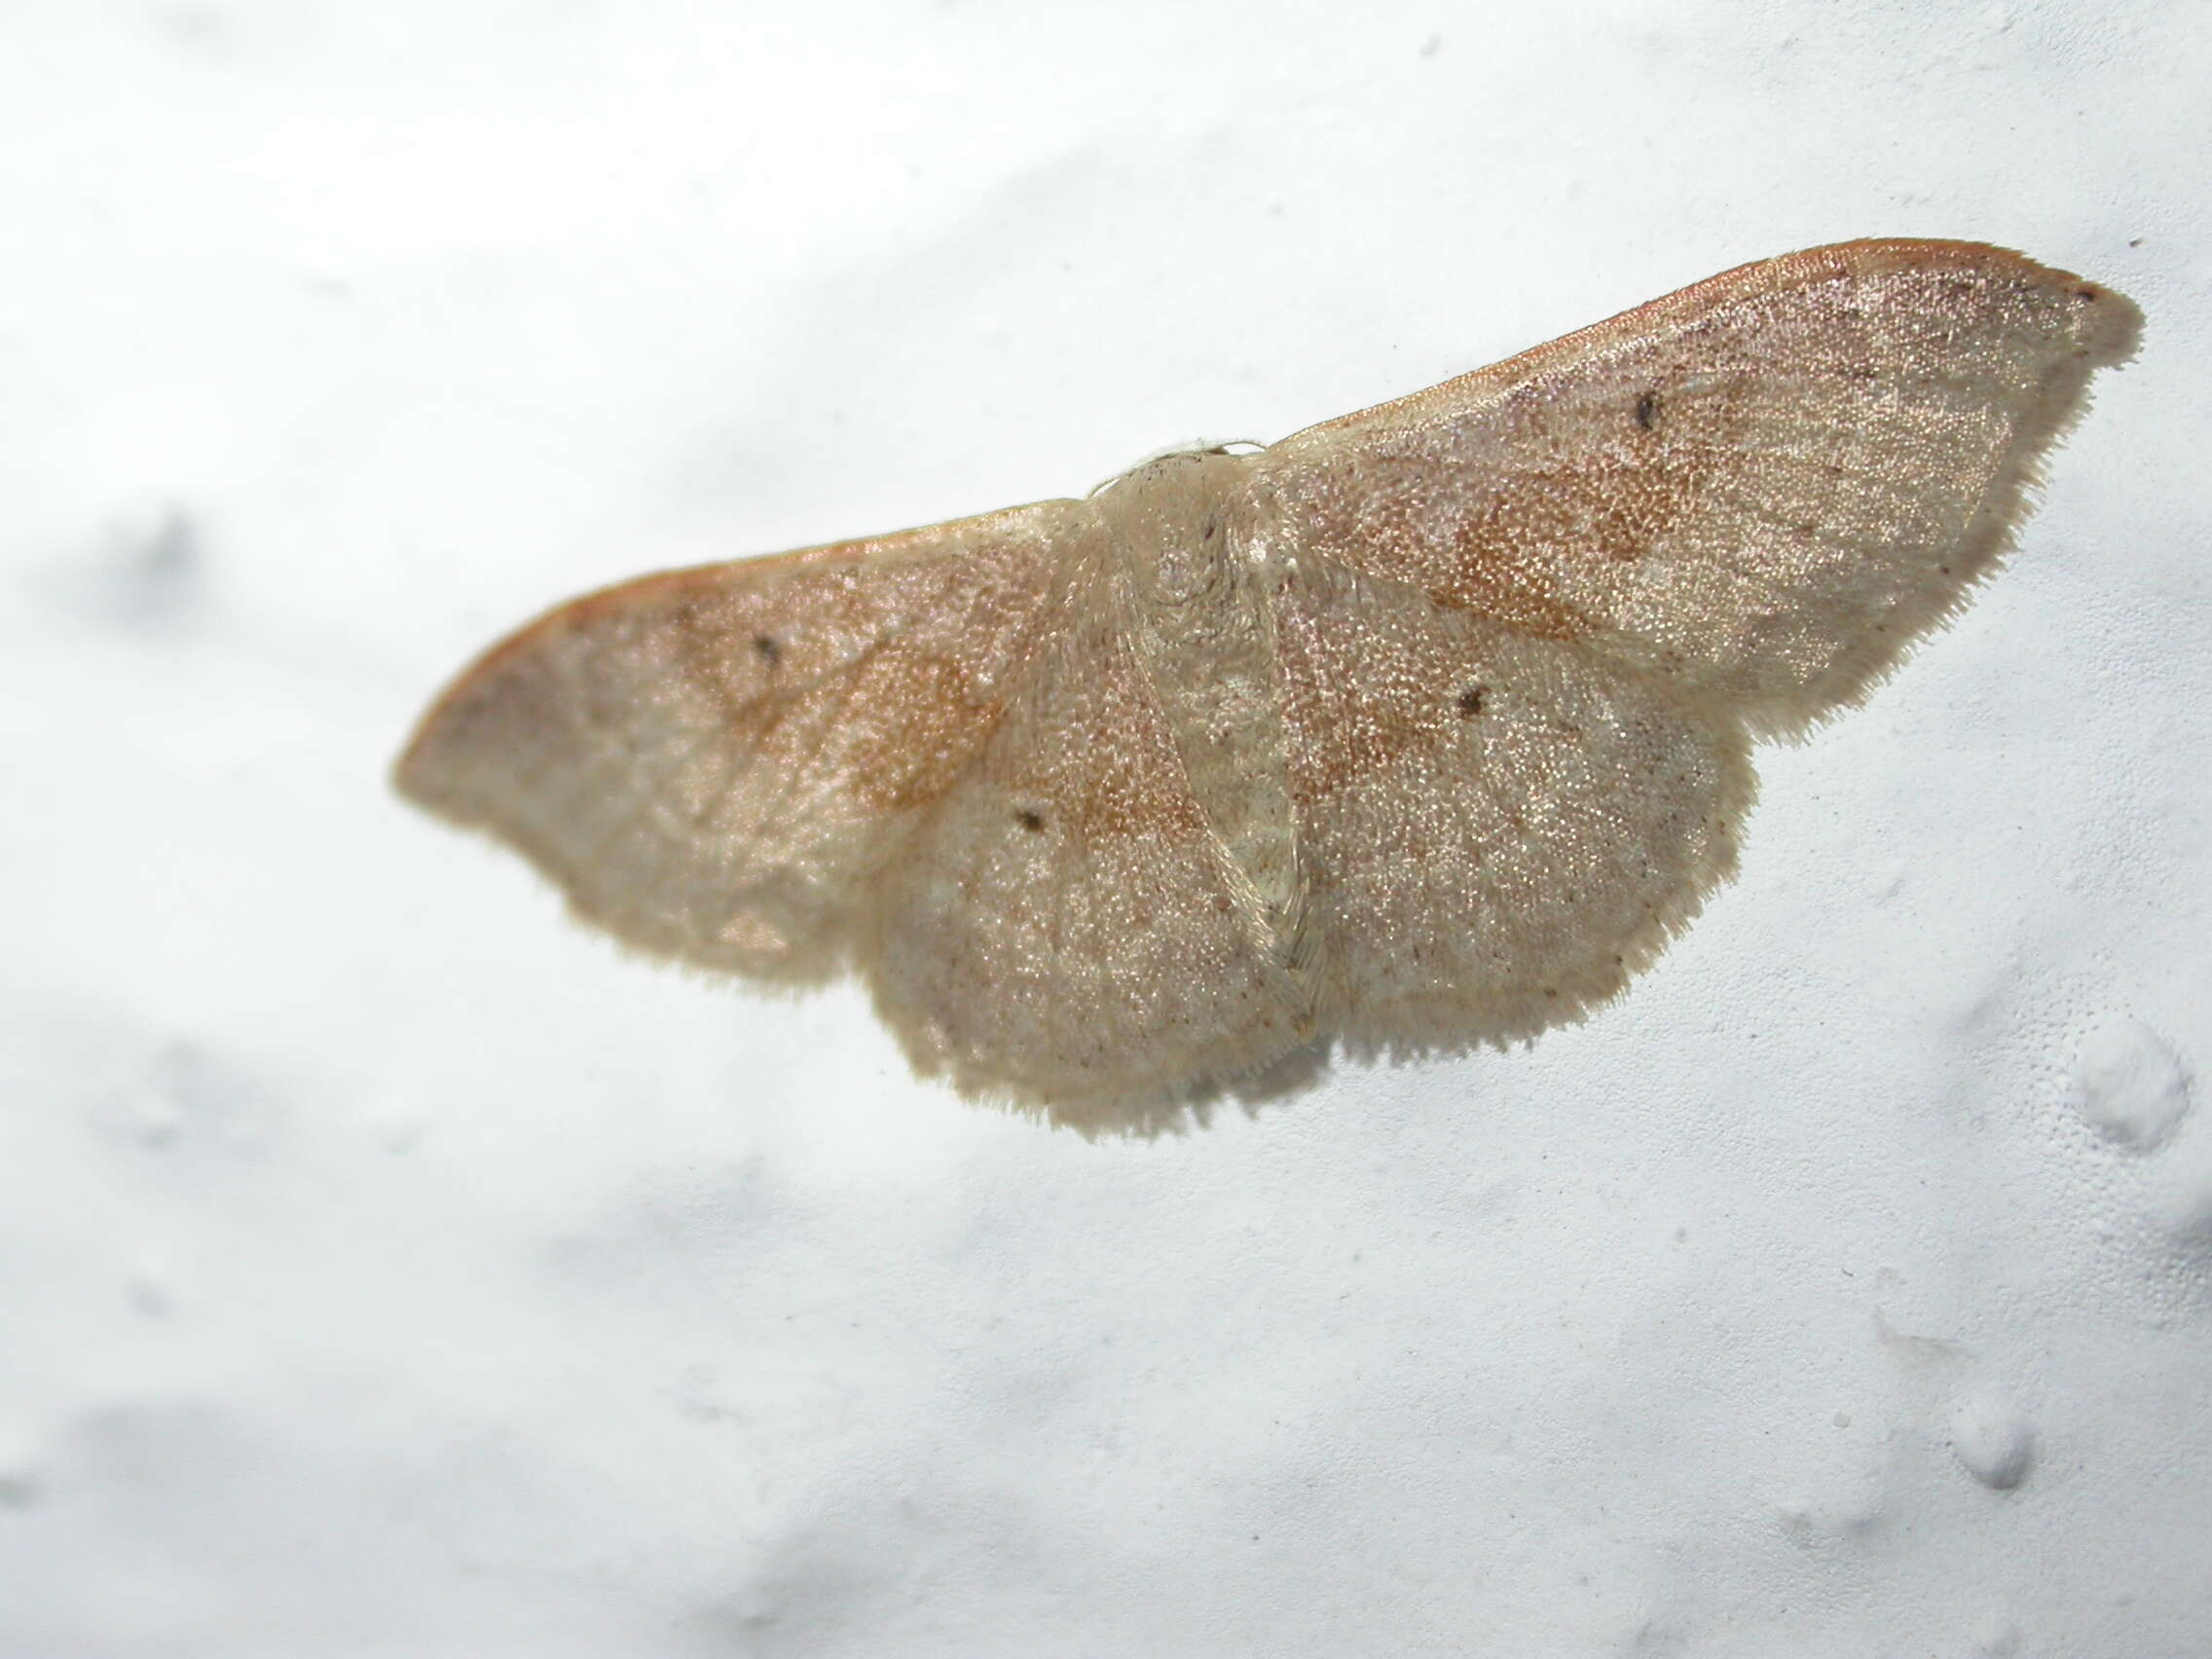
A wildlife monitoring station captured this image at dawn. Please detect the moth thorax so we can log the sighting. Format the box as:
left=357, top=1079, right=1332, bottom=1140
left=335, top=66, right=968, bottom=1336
left=1106, top=449, right=1255, bottom=604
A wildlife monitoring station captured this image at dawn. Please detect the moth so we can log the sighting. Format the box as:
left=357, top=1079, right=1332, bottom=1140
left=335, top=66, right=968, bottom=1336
left=396, top=240, right=2139, bottom=1131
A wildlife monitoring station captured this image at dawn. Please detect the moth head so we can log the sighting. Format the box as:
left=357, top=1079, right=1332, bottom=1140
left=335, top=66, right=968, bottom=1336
left=1090, top=439, right=1266, bottom=498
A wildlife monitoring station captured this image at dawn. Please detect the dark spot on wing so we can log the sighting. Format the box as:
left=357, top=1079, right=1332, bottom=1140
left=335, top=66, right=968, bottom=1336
left=1456, top=685, right=1487, bottom=719
left=1014, top=807, right=1047, bottom=832
left=1634, top=390, right=1660, bottom=431
left=752, top=634, right=782, bottom=669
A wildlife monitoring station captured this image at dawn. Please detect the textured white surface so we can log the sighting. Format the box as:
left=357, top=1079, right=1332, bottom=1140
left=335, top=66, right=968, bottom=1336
left=2, top=3, right=2207, bottom=1655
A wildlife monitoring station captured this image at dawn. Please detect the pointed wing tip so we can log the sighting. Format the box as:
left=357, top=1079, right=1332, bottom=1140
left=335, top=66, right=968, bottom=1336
left=389, top=717, right=458, bottom=824
left=388, top=590, right=597, bottom=828
left=389, top=662, right=487, bottom=823
left=2070, top=274, right=2146, bottom=370
left=1788, top=237, right=2145, bottom=361
left=389, top=642, right=552, bottom=855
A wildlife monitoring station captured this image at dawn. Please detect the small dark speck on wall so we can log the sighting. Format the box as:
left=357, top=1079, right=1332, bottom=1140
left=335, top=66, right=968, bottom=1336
left=85, top=506, right=203, bottom=629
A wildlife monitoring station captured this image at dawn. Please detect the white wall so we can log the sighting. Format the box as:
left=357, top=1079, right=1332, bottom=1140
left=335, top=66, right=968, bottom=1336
left=3, top=3, right=2206, bottom=1654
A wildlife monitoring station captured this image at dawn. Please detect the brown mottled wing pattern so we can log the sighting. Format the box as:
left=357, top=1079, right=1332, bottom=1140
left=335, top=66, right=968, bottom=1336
left=394, top=501, right=1068, bottom=983
left=1261, top=240, right=2141, bottom=736
left=1254, top=240, right=2137, bottom=1053
left=863, top=545, right=1310, bottom=1124
left=1266, top=555, right=1752, bottom=1054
